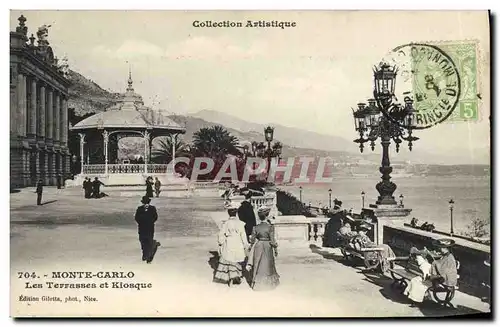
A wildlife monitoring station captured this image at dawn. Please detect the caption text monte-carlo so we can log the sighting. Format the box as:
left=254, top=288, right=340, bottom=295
left=193, top=20, right=297, bottom=29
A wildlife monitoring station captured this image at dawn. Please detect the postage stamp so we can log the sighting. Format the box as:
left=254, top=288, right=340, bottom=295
left=424, top=40, right=481, bottom=123
left=382, top=43, right=461, bottom=130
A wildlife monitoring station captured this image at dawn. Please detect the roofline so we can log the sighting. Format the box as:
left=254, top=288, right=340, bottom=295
left=70, top=125, right=186, bottom=132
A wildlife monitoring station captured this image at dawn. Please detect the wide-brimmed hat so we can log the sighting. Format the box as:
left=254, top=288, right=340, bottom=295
left=358, top=222, right=372, bottom=231
left=432, top=238, right=456, bottom=248
left=257, top=206, right=271, bottom=216
left=141, top=196, right=151, bottom=204
left=224, top=201, right=240, bottom=210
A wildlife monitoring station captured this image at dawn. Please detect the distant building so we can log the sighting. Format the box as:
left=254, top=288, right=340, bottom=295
left=10, top=15, right=71, bottom=188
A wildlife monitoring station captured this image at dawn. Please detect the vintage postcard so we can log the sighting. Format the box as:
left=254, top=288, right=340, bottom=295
left=9, top=10, right=491, bottom=318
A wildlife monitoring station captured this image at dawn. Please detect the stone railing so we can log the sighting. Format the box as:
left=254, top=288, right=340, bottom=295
left=108, top=164, right=144, bottom=174
left=192, top=181, right=220, bottom=189
left=148, top=164, right=169, bottom=174
left=384, top=225, right=490, bottom=299
left=81, top=164, right=171, bottom=175
left=250, top=194, right=276, bottom=208
left=308, top=217, right=330, bottom=245
left=82, top=164, right=105, bottom=175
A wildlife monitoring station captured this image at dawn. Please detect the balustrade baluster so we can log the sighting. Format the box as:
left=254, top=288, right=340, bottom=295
left=316, top=223, right=325, bottom=246
left=309, top=224, right=316, bottom=242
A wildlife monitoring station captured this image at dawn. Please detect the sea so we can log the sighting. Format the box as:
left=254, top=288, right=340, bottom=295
left=278, top=175, right=491, bottom=236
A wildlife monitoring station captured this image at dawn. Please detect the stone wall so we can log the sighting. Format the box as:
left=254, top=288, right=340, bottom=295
left=384, top=225, right=490, bottom=298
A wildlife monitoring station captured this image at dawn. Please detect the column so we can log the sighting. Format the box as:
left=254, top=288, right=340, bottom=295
left=144, top=131, right=150, bottom=174
left=54, top=92, right=60, bottom=142
left=44, top=152, right=49, bottom=185
left=103, top=131, right=109, bottom=175
left=52, top=154, right=58, bottom=185
left=28, top=77, right=37, bottom=136
left=61, top=96, right=68, bottom=145
left=39, top=85, right=46, bottom=138
left=79, top=133, right=85, bottom=174
left=171, top=134, right=176, bottom=175
left=35, top=151, right=40, bottom=181
left=17, top=72, right=26, bottom=136
left=46, top=88, right=53, bottom=140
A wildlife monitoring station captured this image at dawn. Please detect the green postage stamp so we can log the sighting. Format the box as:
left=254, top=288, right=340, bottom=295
left=419, top=40, right=482, bottom=123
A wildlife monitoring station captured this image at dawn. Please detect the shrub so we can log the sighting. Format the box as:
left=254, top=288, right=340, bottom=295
left=464, top=217, right=490, bottom=238
left=276, top=189, right=314, bottom=217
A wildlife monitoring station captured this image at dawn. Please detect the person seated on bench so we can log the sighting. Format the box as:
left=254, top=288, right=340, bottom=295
left=428, top=239, right=458, bottom=288
left=403, top=251, right=432, bottom=303
left=338, top=222, right=358, bottom=238
left=404, top=239, right=458, bottom=302
left=351, top=223, right=396, bottom=268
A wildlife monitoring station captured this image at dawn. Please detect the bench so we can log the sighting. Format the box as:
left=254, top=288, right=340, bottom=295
left=337, top=235, right=393, bottom=273
left=388, top=255, right=460, bottom=308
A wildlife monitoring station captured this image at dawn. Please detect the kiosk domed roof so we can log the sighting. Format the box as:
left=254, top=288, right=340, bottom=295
left=70, top=71, right=185, bottom=133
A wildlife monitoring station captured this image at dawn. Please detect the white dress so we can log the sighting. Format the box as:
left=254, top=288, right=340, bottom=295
left=404, top=255, right=432, bottom=303
left=218, top=218, right=248, bottom=263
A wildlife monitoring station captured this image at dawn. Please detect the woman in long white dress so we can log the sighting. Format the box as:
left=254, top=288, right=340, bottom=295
left=213, top=204, right=249, bottom=287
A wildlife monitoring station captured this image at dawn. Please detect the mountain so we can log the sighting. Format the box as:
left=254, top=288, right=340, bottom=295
left=192, top=109, right=355, bottom=153
left=67, top=69, right=122, bottom=116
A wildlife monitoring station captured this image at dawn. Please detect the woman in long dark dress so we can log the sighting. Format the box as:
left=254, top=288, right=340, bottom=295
left=246, top=206, right=280, bottom=291
left=145, top=176, right=154, bottom=198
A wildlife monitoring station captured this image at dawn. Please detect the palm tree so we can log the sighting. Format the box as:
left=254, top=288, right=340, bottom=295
left=192, top=125, right=240, bottom=160
left=151, top=134, right=190, bottom=164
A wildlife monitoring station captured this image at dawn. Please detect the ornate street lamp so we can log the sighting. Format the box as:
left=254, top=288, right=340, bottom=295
left=299, top=186, right=303, bottom=203
left=262, top=126, right=281, bottom=175
left=352, top=63, right=419, bottom=206
left=449, top=199, right=455, bottom=236
left=264, top=126, right=274, bottom=142
left=328, top=188, right=332, bottom=208
left=361, top=191, right=365, bottom=208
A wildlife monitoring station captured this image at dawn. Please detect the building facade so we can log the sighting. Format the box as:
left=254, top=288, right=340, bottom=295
left=10, top=15, right=71, bottom=188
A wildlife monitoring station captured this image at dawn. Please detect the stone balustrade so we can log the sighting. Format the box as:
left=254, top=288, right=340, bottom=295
left=82, top=164, right=170, bottom=175
left=308, top=217, right=330, bottom=245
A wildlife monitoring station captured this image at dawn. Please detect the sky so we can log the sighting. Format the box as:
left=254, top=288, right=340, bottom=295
left=9, top=10, right=491, bottom=164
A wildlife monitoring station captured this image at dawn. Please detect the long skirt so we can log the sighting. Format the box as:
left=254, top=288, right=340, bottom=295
left=248, top=241, right=280, bottom=291
left=404, top=276, right=429, bottom=302
left=213, top=258, right=243, bottom=284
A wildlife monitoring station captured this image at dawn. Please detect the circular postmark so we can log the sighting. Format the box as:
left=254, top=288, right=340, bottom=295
left=379, top=43, right=461, bottom=130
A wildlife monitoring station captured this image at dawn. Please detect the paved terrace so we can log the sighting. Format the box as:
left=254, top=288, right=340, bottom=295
left=10, top=187, right=490, bottom=317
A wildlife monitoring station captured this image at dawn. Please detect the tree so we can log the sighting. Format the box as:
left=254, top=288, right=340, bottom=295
left=464, top=217, right=490, bottom=239
left=192, top=125, right=240, bottom=160
left=151, top=134, right=191, bottom=164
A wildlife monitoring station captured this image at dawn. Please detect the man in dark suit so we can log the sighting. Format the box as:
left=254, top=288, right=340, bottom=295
left=36, top=179, right=43, bottom=205
left=237, top=193, right=256, bottom=240
left=135, top=196, right=159, bottom=263
left=91, top=177, right=105, bottom=198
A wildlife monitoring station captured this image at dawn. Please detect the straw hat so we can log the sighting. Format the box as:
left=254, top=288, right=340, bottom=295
left=257, top=206, right=271, bottom=216
left=432, top=238, right=456, bottom=248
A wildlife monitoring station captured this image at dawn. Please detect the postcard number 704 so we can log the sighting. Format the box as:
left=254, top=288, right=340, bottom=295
left=17, top=272, right=38, bottom=279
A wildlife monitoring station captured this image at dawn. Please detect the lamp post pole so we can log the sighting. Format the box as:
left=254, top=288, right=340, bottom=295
left=449, top=199, right=455, bottom=236
left=328, top=188, right=332, bottom=208
left=299, top=186, right=303, bottom=203
left=361, top=191, right=365, bottom=209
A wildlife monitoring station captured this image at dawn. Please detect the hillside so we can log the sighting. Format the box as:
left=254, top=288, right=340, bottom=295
left=192, top=109, right=355, bottom=153
left=67, top=69, right=122, bottom=116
